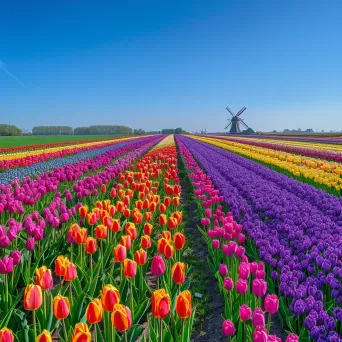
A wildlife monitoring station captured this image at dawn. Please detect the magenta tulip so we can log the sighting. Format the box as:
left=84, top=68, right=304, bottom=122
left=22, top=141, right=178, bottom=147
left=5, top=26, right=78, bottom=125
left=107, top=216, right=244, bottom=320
left=222, top=319, right=235, bottom=337
left=264, top=294, right=279, bottom=314
left=236, top=278, right=248, bottom=294
left=252, top=279, right=267, bottom=297
left=252, top=308, right=265, bottom=327
left=239, top=304, right=252, bottom=321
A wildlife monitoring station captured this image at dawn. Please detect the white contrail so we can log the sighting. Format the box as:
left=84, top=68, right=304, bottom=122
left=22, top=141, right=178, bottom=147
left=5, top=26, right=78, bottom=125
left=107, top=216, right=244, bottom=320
left=0, top=60, right=25, bottom=87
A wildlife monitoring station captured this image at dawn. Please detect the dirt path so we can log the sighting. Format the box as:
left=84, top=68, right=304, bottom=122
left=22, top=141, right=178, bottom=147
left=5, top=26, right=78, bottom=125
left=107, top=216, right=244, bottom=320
left=180, top=175, right=226, bottom=341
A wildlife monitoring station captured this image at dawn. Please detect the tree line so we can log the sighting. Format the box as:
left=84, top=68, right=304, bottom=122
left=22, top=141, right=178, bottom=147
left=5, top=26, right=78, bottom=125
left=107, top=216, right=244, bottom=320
left=161, top=128, right=187, bottom=134
left=74, top=125, right=133, bottom=135
left=0, top=124, right=22, bottom=136
left=32, top=126, right=74, bottom=135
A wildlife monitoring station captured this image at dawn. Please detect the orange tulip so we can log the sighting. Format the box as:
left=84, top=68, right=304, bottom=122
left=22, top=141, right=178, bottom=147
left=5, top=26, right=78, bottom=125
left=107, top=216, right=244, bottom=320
left=79, top=206, right=88, bottom=219
left=176, top=290, right=192, bottom=318
left=141, top=235, right=152, bottom=249
left=159, top=214, right=167, bottom=226
left=163, top=196, right=171, bottom=207
left=173, top=232, right=186, bottom=250
left=85, top=237, right=97, bottom=254
left=101, top=285, right=121, bottom=312
left=135, top=200, right=143, bottom=210
left=116, top=201, right=125, bottom=212
left=101, top=184, right=107, bottom=194
left=37, top=330, right=52, bottom=342
left=71, top=323, right=91, bottom=342
left=55, top=255, right=69, bottom=277
left=142, top=199, right=150, bottom=209
left=159, top=203, right=166, bottom=213
left=35, top=266, right=53, bottom=290
left=123, top=259, right=137, bottom=278
left=149, top=202, right=157, bottom=212
left=64, top=262, right=77, bottom=281
left=134, top=249, right=147, bottom=265
left=123, top=195, right=130, bottom=206
left=110, top=219, right=121, bottom=232
left=120, top=235, right=131, bottom=250
left=152, top=289, right=171, bottom=319
left=69, top=223, right=81, bottom=239
left=111, top=304, right=132, bottom=331
left=24, top=284, right=42, bottom=311
left=87, top=213, right=97, bottom=225
left=164, top=244, right=174, bottom=259
left=108, top=204, right=116, bottom=216
left=162, top=231, right=171, bottom=241
left=53, top=295, right=70, bottom=319
left=0, top=328, right=14, bottom=342
left=172, top=197, right=180, bottom=206
left=172, top=211, right=183, bottom=224
left=114, top=244, right=127, bottom=262
left=144, top=211, right=152, bottom=221
left=133, top=211, right=143, bottom=225
left=75, top=228, right=88, bottom=244
left=86, top=298, right=103, bottom=324
left=171, top=262, right=186, bottom=284
left=158, top=238, right=169, bottom=254
left=167, top=217, right=178, bottom=230
left=95, top=225, right=107, bottom=240
left=110, top=187, right=117, bottom=197
left=143, top=223, right=153, bottom=235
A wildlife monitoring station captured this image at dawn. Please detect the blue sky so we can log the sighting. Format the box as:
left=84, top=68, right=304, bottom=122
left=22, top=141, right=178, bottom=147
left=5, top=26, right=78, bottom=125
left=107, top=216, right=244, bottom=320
left=1, top=0, right=341, bottom=132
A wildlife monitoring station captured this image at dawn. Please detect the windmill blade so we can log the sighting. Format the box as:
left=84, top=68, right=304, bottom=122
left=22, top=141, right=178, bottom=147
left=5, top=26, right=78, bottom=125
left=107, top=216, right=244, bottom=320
left=225, top=121, right=232, bottom=130
left=239, top=119, right=249, bottom=129
left=226, top=106, right=235, bottom=117
left=236, top=106, right=247, bottom=117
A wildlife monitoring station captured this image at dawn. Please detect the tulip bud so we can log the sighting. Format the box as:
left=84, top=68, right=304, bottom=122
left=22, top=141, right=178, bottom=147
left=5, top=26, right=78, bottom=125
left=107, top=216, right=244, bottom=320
left=0, top=256, right=13, bottom=274
left=95, top=225, right=107, bottom=240
left=120, top=235, right=131, bottom=250
left=222, top=319, right=235, bottom=337
left=252, top=308, right=265, bottom=327
left=0, top=328, right=14, bottom=342
left=135, top=249, right=147, bottom=265
left=253, top=325, right=267, bottom=342
left=24, top=284, right=42, bottom=311
left=219, top=264, right=228, bottom=277
left=111, top=304, right=132, bottom=331
left=71, top=323, right=91, bottom=342
left=86, top=298, right=103, bottom=324
left=101, top=285, right=121, bottom=312
left=123, top=259, right=137, bottom=278
left=173, top=232, right=186, bottom=250
left=285, top=333, right=299, bottom=342
left=35, top=266, right=53, bottom=290
left=171, top=262, right=186, bottom=284
left=53, top=295, right=70, bottom=319
left=85, top=237, right=97, bottom=254
left=176, top=290, right=192, bottom=319
left=10, top=250, right=21, bottom=265
left=37, top=329, right=52, bottom=342
left=151, top=255, right=166, bottom=277
left=159, top=214, right=167, bottom=226
left=236, top=278, right=248, bottom=294
left=114, top=244, right=127, bottom=262
left=64, top=262, right=77, bottom=281
left=264, top=294, right=279, bottom=314
left=143, top=223, right=153, bottom=235
left=239, top=304, right=252, bottom=321
left=152, top=289, right=171, bottom=319
left=252, top=279, right=267, bottom=297
left=141, top=235, right=152, bottom=249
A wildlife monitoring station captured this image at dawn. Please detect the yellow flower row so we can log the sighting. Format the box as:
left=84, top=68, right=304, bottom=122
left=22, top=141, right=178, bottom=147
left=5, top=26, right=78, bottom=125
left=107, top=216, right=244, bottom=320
left=219, top=136, right=342, bottom=153
left=191, top=135, right=342, bottom=190
left=150, top=135, right=175, bottom=151
left=0, top=136, right=142, bottom=161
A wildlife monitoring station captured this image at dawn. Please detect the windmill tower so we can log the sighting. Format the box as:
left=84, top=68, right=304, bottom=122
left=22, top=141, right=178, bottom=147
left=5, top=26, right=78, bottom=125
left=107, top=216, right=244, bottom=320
left=225, top=106, right=249, bottom=133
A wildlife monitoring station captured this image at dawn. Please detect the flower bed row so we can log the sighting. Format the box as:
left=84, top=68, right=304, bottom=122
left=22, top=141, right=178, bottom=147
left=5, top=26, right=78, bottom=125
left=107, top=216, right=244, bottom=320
left=215, top=136, right=342, bottom=163
left=191, top=135, right=342, bottom=196
left=178, top=135, right=342, bottom=341
left=0, top=135, right=195, bottom=341
left=176, top=136, right=299, bottom=341
left=0, top=136, right=143, bottom=172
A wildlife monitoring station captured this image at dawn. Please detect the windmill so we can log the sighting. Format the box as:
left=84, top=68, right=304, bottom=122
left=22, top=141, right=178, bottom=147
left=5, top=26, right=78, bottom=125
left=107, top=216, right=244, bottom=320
left=225, top=106, right=249, bottom=133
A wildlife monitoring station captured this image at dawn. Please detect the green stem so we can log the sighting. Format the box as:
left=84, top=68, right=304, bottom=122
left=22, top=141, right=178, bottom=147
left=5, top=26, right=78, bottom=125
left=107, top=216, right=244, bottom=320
left=63, top=319, right=68, bottom=342
left=33, top=310, right=37, bottom=341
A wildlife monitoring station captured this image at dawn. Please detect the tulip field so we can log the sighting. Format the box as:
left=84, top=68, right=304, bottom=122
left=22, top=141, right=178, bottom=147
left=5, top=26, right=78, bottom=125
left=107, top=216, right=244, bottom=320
left=0, top=134, right=342, bottom=341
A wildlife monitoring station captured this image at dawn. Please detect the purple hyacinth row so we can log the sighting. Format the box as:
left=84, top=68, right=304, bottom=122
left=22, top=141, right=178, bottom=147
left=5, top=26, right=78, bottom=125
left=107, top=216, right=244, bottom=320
left=215, top=136, right=342, bottom=163
left=0, top=136, right=162, bottom=258
left=0, top=136, right=161, bottom=216
left=179, top=135, right=342, bottom=341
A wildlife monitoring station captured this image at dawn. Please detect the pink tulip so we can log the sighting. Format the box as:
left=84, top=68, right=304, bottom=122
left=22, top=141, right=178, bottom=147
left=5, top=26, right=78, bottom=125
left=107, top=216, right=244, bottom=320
left=252, top=279, right=267, bottom=297
left=226, top=241, right=237, bottom=256
left=0, top=256, right=14, bottom=274
left=238, top=233, right=246, bottom=243
left=264, top=294, right=279, bottom=314
left=253, top=325, right=268, bottom=342
left=25, top=237, right=35, bottom=250
left=235, top=246, right=245, bottom=259
left=204, top=208, right=212, bottom=218
left=285, top=333, right=299, bottom=342
left=250, top=261, right=258, bottom=274
left=219, top=264, right=228, bottom=277
left=222, top=319, right=235, bottom=337
left=151, top=255, right=166, bottom=277
left=268, top=335, right=281, bottom=342
left=236, top=278, right=248, bottom=294
left=256, top=270, right=266, bottom=279
left=252, top=308, right=265, bottom=327
left=238, top=262, right=250, bottom=280
left=224, top=277, right=234, bottom=291
left=239, top=304, right=252, bottom=321
left=10, top=250, right=21, bottom=265
left=212, top=240, right=220, bottom=249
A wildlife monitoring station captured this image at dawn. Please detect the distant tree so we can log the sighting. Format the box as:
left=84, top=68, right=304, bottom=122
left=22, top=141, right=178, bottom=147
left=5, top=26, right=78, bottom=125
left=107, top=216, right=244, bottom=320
left=74, top=125, right=133, bottom=135
left=0, top=124, right=22, bottom=136
left=174, top=128, right=183, bottom=134
left=161, top=129, right=175, bottom=134
left=133, top=128, right=146, bottom=135
left=32, top=126, right=73, bottom=135
left=272, top=130, right=277, bottom=133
